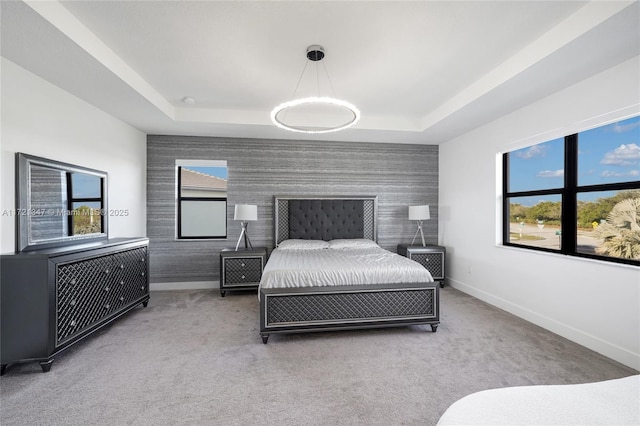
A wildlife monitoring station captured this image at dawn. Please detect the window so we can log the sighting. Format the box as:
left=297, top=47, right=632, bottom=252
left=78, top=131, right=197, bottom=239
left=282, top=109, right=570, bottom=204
left=176, top=160, right=228, bottom=239
left=503, top=116, right=640, bottom=266
left=68, top=172, right=104, bottom=236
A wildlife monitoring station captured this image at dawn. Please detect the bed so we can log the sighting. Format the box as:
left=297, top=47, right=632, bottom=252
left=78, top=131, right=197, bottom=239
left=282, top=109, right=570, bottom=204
left=437, top=375, right=640, bottom=425
left=259, top=195, right=440, bottom=344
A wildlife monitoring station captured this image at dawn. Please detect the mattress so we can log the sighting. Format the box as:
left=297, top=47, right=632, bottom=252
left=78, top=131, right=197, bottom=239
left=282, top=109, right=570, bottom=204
left=260, top=240, right=433, bottom=291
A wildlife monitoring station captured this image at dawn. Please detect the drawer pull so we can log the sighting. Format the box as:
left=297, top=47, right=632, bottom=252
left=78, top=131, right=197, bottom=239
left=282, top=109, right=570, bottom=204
left=70, top=300, right=76, bottom=306
left=104, top=287, right=110, bottom=292
left=104, top=269, right=110, bottom=274
left=70, top=279, right=77, bottom=285
left=120, top=264, right=124, bottom=269
left=120, top=280, right=125, bottom=285
left=241, top=262, right=245, bottom=267
left=241, top=275, right=245, bottom=279
left=70, top=320, right=76, bottom=327
left=104, top=304, right=110, bottom=310
left=119, top=296, right=124, bottom=302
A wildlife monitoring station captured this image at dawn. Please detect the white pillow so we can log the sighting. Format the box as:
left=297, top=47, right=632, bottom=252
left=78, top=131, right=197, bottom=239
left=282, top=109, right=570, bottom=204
left=277, top=239, right=329, bottom=250
left=328, top=239, right=379, bottom=249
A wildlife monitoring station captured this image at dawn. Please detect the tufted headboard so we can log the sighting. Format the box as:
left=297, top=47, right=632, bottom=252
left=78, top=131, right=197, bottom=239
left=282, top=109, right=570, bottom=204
left=274, top=196, right=378, bottom=247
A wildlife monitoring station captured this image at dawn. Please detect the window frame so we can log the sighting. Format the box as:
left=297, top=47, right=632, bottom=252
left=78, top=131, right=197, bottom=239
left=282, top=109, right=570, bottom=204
left=503, top=124, right=640, bottom=267
left=176, top=161, right=228, bottom=240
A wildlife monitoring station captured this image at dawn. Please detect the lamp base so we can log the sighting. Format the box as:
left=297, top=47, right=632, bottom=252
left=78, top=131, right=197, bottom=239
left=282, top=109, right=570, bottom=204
left=235, top=222, right=253, bottom=251
left=411, top=221, right=426, bottom=247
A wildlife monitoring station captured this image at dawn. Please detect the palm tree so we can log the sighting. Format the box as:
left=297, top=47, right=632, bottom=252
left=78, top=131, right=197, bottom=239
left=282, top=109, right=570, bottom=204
left=593, top=198, right=640, bottom=260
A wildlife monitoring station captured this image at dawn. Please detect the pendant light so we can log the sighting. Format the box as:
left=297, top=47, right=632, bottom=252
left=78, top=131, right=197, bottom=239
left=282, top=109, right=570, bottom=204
left=270, top=45, right=360, bottom=134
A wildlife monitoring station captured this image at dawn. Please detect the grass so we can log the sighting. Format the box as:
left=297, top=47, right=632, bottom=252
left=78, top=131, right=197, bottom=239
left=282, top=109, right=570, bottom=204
left=510, top=233, right=545, bottom=241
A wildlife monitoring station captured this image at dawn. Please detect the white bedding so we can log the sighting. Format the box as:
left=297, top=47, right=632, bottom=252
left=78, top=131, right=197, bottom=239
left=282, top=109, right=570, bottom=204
left=437, top=375, right=640, bottom=426
left=260, top=243, right=433, bottom=291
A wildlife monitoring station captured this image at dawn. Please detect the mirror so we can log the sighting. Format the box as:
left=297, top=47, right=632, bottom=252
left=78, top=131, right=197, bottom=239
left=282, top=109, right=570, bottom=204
left=16, top=153, right=108, bottom=252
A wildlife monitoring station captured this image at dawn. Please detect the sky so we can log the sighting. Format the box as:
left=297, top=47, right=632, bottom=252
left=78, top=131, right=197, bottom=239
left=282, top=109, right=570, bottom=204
left=185, top=166, right=228, bottom=180
left=509, top=115, right=640, bottom=205
left=71, top=172, right=102, bottom=198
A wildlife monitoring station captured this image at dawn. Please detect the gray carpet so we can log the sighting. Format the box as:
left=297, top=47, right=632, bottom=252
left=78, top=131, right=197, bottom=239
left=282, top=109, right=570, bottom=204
left=1, top=287, right=636, bottom=426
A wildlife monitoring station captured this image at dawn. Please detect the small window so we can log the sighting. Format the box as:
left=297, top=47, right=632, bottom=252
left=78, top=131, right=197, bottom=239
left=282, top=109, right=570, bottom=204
left=176, top=160, right=228, bottom=239
left=503, top=116, right=640, bottom=266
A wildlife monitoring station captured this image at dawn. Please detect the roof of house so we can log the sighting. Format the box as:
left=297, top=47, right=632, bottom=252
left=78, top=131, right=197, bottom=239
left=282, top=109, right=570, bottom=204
left=180, top=168, right=227, bottom=192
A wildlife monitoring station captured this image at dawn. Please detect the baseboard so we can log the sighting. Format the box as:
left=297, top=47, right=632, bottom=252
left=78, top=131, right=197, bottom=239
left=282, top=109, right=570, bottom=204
left=150, top=280, right=218, bottom=291
left=448, top=278, right=640, bottom=371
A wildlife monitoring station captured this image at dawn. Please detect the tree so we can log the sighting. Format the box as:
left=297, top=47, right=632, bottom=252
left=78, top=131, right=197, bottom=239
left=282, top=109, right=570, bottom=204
left=509, top=203, right=528, bottom=222
left=577, top=200, right=612, bottom=228
left=526, top=201, right=561, bottom=225
left=593, top=197, right=640, bottom=260
left=578, top=190, right=640, bottom=228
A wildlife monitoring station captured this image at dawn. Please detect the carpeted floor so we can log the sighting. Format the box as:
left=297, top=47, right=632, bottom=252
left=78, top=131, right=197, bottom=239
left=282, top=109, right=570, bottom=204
left=1, top=286, right=637, bottom=425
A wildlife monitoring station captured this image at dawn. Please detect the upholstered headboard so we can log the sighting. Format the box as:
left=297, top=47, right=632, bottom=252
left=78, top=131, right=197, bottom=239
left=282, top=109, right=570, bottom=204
left=274, top=196, right=377, bottom=246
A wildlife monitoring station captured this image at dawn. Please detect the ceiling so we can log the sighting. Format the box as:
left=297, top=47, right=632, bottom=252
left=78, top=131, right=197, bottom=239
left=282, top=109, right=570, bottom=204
left=2, top=1, right=639, bottom=145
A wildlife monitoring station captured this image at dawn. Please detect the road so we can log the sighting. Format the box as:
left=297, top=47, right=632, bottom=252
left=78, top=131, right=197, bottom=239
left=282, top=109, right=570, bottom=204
left=509, top=222, right=599, bottom=253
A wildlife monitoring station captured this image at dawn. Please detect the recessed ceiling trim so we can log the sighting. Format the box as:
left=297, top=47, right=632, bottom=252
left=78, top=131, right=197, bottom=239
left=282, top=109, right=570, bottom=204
left=8, top=1, right=636, bottom=144
left=418, top=0, right=635, bottom=132
left=24, top=0, right=175, bottom=120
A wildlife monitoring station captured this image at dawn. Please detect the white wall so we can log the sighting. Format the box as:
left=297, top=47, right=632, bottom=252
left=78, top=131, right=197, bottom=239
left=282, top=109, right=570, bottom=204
left=1, top=58, right=147, bottom=252
left=440, top=56, right=640, bottom=370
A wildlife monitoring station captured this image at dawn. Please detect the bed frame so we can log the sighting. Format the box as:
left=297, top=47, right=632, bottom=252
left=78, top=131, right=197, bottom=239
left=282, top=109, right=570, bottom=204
left=259, top=195, right=439, bottom=344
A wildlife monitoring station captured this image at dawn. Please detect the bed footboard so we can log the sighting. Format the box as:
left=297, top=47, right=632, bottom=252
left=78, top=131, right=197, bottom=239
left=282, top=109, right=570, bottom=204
left=259, top=282, right=439, bottom=343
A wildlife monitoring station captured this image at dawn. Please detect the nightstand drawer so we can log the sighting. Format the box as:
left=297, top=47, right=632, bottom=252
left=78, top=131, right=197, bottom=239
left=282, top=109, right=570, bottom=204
left=224, top=265, right=262, bottom=285
left=409, top=252, right=444, bottom=279
left=224, top=257, right=262, bottom=273
left=397, top=244, right=446, bottom=287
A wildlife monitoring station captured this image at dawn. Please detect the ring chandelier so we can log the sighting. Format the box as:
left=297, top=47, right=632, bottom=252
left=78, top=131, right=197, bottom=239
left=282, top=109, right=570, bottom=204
left=270, top=45, right=360, bottom=134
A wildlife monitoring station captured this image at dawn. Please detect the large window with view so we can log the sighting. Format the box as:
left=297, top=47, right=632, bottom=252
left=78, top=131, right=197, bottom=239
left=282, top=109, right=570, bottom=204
left=176, top=160, right=228, bottom=239
left=503, top=115, right=640, bottom=266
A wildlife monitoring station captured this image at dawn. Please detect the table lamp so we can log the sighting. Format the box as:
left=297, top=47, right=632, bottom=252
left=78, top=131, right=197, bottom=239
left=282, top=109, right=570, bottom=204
left=234, top=204, right=257, bottom=250
left=409, top=205, right=430, bottom=247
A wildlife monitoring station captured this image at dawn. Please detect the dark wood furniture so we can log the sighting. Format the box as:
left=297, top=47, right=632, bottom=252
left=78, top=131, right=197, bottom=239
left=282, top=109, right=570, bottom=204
left=259, top=195, right=439, bottom=344
left=219, top=247, right=267, bottom=297
left=0, top=238, right=149, bottom=375
left=397, top=244, right=447, bottom=288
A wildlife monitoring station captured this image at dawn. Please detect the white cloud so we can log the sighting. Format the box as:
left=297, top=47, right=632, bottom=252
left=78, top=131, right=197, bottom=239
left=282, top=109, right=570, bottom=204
left=516, top=145, right=546, bottom=159
left=537, top=169, right=564, bottom=178
left=601, top=169, right=639, bottom=178
left=611, top=121, right=640, bottom=134
left=600, top=143, right=640, bottom=166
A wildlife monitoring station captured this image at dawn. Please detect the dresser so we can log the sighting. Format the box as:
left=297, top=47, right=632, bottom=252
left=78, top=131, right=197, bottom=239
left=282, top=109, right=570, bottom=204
left=219, top=247, right=267, bottom=296
left=1, top=238, right=149, bottom=374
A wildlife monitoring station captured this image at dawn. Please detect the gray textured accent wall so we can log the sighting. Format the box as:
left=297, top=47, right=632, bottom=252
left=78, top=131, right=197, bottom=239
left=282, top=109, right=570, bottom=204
left=147, top=135, right=438, bottom=283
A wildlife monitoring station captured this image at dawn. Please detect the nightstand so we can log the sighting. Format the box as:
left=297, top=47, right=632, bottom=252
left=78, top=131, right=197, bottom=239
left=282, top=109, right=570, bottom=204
left=219, top=247, right=267, bottom=297
left=397, top=244, right=446, bottom=288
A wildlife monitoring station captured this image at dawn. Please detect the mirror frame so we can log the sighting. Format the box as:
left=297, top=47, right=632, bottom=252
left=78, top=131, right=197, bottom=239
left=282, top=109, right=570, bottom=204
left=16, top=153, right=109, bottom=252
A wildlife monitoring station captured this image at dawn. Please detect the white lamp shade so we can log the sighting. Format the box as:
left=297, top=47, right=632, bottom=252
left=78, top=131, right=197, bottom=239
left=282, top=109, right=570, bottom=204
left=234, top=204, right=257, bottom=221
left=409, top=205, right=430, bottom=221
